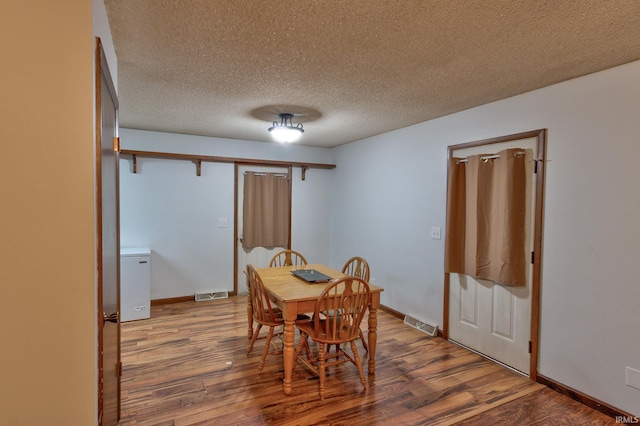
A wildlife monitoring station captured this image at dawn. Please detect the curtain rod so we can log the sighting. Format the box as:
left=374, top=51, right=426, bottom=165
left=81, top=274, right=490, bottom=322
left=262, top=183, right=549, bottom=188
left=243, top=172, right=287, bottom=177
left=456, top=151, right=525, bottom=164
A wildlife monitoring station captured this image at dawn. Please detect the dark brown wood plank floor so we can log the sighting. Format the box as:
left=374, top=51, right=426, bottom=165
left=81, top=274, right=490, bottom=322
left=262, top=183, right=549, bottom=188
left=118, top=296, right=615, bottom=425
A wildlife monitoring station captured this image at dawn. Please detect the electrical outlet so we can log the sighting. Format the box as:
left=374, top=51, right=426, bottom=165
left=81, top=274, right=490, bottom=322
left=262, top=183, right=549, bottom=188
left=218, top=218, right=228, bottom=228
left=430, top=226, right=441, bottom=240
left=626, top=366, right=640, bottom=390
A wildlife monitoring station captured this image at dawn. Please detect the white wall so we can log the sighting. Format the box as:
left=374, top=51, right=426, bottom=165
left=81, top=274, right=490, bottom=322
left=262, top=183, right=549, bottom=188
left=329, top=129, right=447, bottom=327
left=119, top=129, right=334, bottom=299
left=331, top=60, right=640, bottom=415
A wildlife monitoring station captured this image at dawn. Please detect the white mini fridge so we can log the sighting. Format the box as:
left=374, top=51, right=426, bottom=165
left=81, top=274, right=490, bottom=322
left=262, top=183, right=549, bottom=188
left=120, top=247, right=151, bottom=322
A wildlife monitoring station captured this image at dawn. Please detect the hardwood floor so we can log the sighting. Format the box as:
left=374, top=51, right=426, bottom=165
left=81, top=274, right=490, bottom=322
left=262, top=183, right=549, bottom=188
left=118, top=296, right=615, bottom=425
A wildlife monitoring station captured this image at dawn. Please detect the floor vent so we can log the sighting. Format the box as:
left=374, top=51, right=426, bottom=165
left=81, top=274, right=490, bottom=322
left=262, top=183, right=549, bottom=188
left=404, top=315, right=438, bottom=337
left=195, top=291, right=229, bottom=302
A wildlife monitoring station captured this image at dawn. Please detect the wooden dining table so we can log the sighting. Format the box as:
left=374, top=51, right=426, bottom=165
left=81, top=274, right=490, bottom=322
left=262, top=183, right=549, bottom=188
left=251, top=264, right=384, bottom=396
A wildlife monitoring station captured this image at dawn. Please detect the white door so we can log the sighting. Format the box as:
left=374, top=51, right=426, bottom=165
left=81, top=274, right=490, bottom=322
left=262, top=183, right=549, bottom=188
left=236, top=164, right=290, bottom=294
left=448, top=137, right=537, bottom=375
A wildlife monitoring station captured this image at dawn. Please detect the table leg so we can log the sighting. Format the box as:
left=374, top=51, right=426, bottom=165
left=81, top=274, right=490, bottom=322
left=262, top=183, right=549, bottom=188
left=282, top=317, right=296, bottom=395
left=367, top=306, right=378, bottom=375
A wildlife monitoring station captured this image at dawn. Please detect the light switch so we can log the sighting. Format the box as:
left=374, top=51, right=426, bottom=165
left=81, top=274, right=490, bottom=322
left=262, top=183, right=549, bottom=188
left=218, top=218, right=228, bottom=228
left=430, top=226, right=441, bottom=240
left=627, top=366, right=640, bottom=390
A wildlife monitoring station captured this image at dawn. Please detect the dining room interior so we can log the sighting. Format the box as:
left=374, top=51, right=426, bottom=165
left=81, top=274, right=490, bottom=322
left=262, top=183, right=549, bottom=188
left=3, top=1, right=640, bottom=425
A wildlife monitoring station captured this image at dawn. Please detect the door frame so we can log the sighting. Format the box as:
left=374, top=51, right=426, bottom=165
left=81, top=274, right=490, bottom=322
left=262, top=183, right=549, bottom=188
left=442, top=129, right=546, bottom=380
left=96, top=37, right=121, bottom=424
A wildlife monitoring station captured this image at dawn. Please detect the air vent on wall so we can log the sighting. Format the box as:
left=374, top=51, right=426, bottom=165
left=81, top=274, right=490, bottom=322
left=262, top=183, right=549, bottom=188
left=404, top=315, right=438, bottom=337
left=195, top=291, right=229, bottom=302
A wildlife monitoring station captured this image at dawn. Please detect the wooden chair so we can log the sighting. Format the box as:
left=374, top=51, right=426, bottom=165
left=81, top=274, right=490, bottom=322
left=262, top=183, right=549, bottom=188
left=341, top=257, right=370, bottom=351
left=342, top=256, right=370, bottom=282
left=269, top=249, right=308, bottom=267
left=246, top=264, right=284, bottom=373
left=294, top=276, right=371, bottom=401
left=246, top=264, right=310, bottom=373
left=245, top=268, right=281, bottom=339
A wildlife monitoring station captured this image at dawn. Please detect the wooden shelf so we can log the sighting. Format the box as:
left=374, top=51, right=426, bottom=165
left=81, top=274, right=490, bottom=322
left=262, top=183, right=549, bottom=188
left=120, top=149, right=335, bottom=180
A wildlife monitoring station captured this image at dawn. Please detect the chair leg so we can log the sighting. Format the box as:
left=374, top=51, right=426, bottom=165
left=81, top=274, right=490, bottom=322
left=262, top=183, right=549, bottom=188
left=301, top=333, right=313, bottom=361
left=294, top=331, right=313, bottom=362
left=294, top=331, right=307, bottom=360
left=258, top=326, right=275, bottom=373
left=350, top=340, right=366, bottom=388
left=247, top=324, right=262, bottom=355
left=359, top=329, right=368, bottom=352
left=318, top=342, right=326, bottom=401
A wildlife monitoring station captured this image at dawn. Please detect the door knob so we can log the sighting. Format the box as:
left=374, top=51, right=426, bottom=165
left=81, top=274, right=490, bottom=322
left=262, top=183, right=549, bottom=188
left=103, top=312, right=119, bottom=324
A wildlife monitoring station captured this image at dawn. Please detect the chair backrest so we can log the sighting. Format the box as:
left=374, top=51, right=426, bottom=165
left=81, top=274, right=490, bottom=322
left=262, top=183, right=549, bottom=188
left=312, top=276, right=371, bottom=343
left=246, top=264, right=279, bottom=325
left=269, top=249, right=308, bottom=267
left=342, top=256, right=370, bottom=282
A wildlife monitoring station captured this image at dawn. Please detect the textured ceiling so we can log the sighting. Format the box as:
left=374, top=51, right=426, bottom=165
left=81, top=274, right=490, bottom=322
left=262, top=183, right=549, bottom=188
left=104, top=1, right=640, bottom=148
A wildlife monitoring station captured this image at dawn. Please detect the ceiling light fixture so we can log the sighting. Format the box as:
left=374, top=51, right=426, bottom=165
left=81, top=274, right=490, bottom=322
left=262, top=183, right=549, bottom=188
left=268, top=113, right=304, bottom=143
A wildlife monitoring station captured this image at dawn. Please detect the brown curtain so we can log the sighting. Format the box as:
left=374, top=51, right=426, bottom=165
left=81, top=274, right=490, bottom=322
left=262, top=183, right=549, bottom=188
left=242, top=172, right=290, bottom=250
left=445, top=148, right=527, bottom=286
